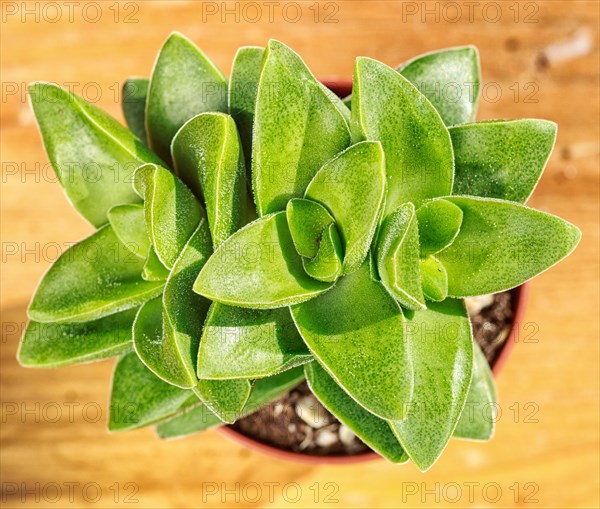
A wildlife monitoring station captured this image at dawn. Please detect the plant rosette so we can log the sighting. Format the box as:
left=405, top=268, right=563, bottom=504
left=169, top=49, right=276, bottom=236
left=20, top=34, right=580, bottom=472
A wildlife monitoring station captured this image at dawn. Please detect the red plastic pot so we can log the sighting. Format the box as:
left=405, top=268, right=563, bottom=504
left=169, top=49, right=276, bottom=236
left=218, top=80, right=529, bottom=464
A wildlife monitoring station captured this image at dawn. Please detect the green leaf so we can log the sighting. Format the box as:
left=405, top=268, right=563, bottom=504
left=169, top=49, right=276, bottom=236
left=134, top=163, right=203, bottom=269
left=454, top=343, right=496, bottom=440
left=450, top=120, right=557, bottom=203
left=291, top=262, right=412, bottom=421
left=18, top=308, right=136, bottom=367
left=305, top=141, right=386, bottom=274
left=228, top=46, right=265, bottom=176
left=171, top=112, right=247, bottom=248
left=302, top=223, right=343, bottom=283
left=198, top=303, right=312, bottom=379
left=28, top=225, right=163, bottom=323
left=419, top=256, right=448, bottom=302
left=122, top=78, right=149, bottom=144
left=107, top=204, right=150, bottom=259
left=109, top=352, right=199, bottom=432
left=146, top=32, right=227, bottom=163
left=286, top=198, right=336, bottom=259
left=305, top=362, right=408, bottom=463
left=351, top=57, right=454, bottom=214
left=156, top=367, right=305, bottom=438
left=376, top=203, right=425, bottom=310
left=252, top=40, right=351, bottom=215
left=194, top=212, right=332, bottom=309
left=416, top=199, right=463, bottom=256
left=436, top=196, right=582, bottom=296
left=389, top=299, right=473, bottom=471
left=134, top=224, right=213, bottom=388
left=193, top=379, right=252, bottom=423
left=29, top=83, right=163, bottom=227
left=398, top=46, right=480, bottom=126
left=142, top=247, right=170, bottom=281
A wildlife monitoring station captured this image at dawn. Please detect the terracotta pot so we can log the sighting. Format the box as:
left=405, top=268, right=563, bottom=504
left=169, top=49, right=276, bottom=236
left=218, top=80, right=529, bottom=464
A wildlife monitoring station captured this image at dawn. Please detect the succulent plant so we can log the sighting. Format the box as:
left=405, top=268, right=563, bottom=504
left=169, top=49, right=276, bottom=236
left=20, top=33, right=580, bottom=471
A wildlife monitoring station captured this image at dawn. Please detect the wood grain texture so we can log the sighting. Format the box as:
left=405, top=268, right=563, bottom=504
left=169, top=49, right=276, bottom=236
left=1, top=1, right=598, bottom=508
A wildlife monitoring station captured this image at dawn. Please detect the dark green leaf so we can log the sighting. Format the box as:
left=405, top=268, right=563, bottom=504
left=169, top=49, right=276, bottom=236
left=122, top=78, right=149, bottom=144
left=193, top=379, right=252, bottom=423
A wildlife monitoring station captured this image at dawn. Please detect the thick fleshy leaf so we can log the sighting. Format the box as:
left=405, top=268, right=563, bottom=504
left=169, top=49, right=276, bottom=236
left=450, top=120, right=557, bottom=203
left=109, top=352, right=199, bottom=432
left=198, top=303, right=312, bottom=379
left=252, top=40, right=351, bottom=215
left=419, top=256, right=448, bottom=302
left=171, top=113, right=247, bottom=247
left=142, top=247, right=170, bottom=281
left=351, top=57, right=454, bottom=214
left=305, top=141, right=386, bottom=274
left=398, top=46, right=480, bottom=126
left=18, top=308, right=136, bottom=367
left=436, top=196, right=581, bottom=296
left=134, top=164, right=203, bottom=269
left=193, top=379, right=252, bottom=423
left=122, top=78, right=149, bottom=144
left=146, top=32, right=227, bottom=163
left=389, top=299, right=473, bottom=471
left=291, top=262, right=412, bottom=421
left=156, top=367, right=305, bottom=438
left=286, top=198, right=336, bottom=259
left=134, top=224, right=212, bottom=388
left=302, top=223, right=343, bottom=283
left=454, top=343, right=496, bottom=440
left=107, top=204, right=150, bottom=259
left=376, top=203, right=425, bottom=310
left=28, top=225, right=163, bottom=323
left=194, top=212, right=332, bottom=308
left=29, top=83, right=163, bottom=227
left=228, top=46, right=265, bottom=175
left=416, top=199, right=463, bottom=256
left=305, top=362, right=408, bottom=463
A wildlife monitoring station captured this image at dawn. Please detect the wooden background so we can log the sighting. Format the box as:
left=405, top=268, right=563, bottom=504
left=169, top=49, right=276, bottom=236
left=1, top=1, right=598, bottom=507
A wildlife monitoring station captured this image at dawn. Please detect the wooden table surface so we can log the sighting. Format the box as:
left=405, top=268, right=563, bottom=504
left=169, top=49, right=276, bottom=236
left=1, top=1, right=598, bottom=508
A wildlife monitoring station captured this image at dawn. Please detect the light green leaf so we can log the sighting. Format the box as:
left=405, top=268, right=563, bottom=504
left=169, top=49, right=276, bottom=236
left=142, top=247, right=170, bottom=281
left=416, top=199, right=463, bottom=256
left=194, top=212, right=332, bottom=309
left=398, top=46, right=480, bottom=126
left=252, top=40, right=351, bottom=215
left=305, top=362, right=408, bottom=463
left=107, top=204, right=150, bottom=259
left=109, top=352, right=199, bottom=432
left=122, top=78, right=149, bottom=144
left=376, top=203, right=425, bottom=310
left=291, top=262, right=413, bottom=421
left=28, top=225, right=163, bottom=323
left=351, top=57, right=454, bottom=214
left=419, top=256, right=448, bottom=302
left=134, top=163, right=202, bottom=269
left=450, top=120, right=557, bottom=203
left=157, top=367, right=305, bottom=438
left=29, top=83, right=163, bottom=227
left=134, top=223, right=213, bottom=388
left=286, top=198, right=336, bottom=259
left=454, top=343, right=496, bottom=440
left=228, top=46, right=265, bottom=176
left=303, top=223, right=343, bottom=283
left=171, top=112, right=247, bottom=248
left=18, top=308, right=136, bottom=367
left=146, top=32, right=227, bottom=163
left=389, top=299, right=473, bottom=471
left=193, top=379, right=252, bottom=423
left=436, top=196, right=581, bottom=296
left=305, top=141, right=386, bottom=274
left=198, top=303, right=312, bottom=379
